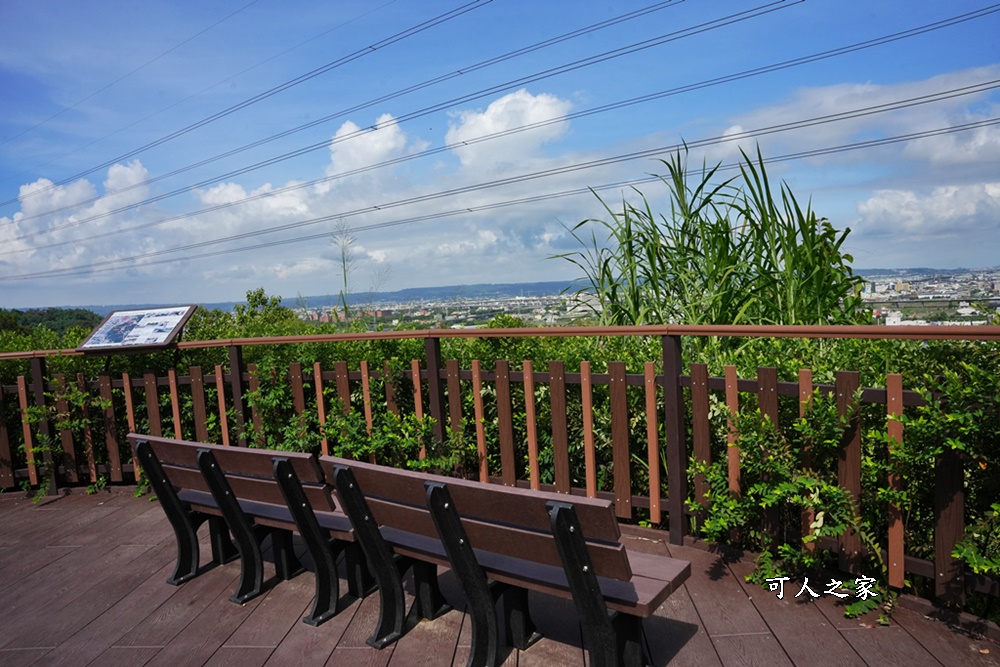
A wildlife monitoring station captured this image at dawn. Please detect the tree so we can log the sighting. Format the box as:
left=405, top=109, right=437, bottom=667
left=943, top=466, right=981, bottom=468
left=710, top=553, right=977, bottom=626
left=555, top=147, right=869, bottom=326
left=331, top=219, right=356, bottom=323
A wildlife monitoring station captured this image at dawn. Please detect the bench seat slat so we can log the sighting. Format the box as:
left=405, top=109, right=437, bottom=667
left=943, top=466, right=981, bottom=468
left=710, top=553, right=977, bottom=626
left=380, top=526, right=689, bottom=617
left=320, top=456, right=621, bottom=542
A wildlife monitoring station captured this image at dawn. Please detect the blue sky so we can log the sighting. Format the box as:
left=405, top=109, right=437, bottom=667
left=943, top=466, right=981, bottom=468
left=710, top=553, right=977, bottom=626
left=1, top=0, right=998, bottom=309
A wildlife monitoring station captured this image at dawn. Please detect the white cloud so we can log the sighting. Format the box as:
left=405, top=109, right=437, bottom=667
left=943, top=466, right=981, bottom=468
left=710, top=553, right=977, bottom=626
left=446, top=89, right=572, bottom=170
left=708, top=65, right=1000, bottom=167
left=856, top=182, right=1000, bottom=237
left=327, top=113, right=412, bottom=176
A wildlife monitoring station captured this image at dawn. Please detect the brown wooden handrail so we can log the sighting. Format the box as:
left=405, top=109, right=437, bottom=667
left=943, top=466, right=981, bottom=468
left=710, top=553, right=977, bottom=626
left=2, top=322, right=997, bottom=609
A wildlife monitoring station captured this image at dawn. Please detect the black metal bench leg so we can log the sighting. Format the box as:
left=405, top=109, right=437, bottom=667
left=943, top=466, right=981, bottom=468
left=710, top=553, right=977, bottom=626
left=134, top=439, right=201, bottom=586
left=333, top=465, right=411, bottom=647
left=198, top=449, right=264, bottom=604
left=274, top=458, right=341, bottom=626
left=410, top=559, right=451, bottom=621
left=427, top=482, right=500, bottom=667
left=549, top=501, right=648, bottom=667
left=614, top=614, right=647, bottom=667
left=167, top=516, right=199, bottom=585
left=208, top=516, right=239, bottom=564
left=497, top=585, right=541, bottom=650
left=341, top=541, right=375, bottom=599
left=270, top=528, right=306, bottom=580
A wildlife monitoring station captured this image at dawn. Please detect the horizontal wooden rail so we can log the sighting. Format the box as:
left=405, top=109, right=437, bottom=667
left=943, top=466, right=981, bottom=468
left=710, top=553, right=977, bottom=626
left=1, top=324, right=996, bottom=611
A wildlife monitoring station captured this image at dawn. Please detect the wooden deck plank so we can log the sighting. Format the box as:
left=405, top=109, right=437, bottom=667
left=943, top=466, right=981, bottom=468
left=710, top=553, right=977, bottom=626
left=261, top=582, right=359, bottom=667
left=662, top=543, right=772, bottom=637
left=112, top=562, right=242, bottom=648
left=143, top=574, right=267, bottom=667
left=87, top=646, right=159, bottom=667
left=727, top=560, right=866, bottom=666
left=3, top=539, right=176, bottom=649
left=335, top=589, right=391, bottom=649
left=0, top=493, right=110, bottom=543
left=46, top=495, right=163, bottom=547
left=0, top=544, right=78, bottom=591
left=645, top=587, right=722, bottom=667
left=386, top=607, right=465, bottom=666
left=34, top=559, right=185, bottom=667
left=206, top=647, right=274, bottom=667
left=839, top=626, right=947, bottom=666
left=0, top=493, right=993, bottom=667
left=326, top=647, right=393, bottom=667
left=0, top=647, right=52, bottom=667
left=0, top=542, right=155, bottom=623
left=223, top=569, right=316, bottom=649
left=516, top=592, right=585, bottom=667
left=616, top=531, right=720, bottom=667
left=891, top=606, right=998, bottom=667
left=710, top=634, right=795, bottom=666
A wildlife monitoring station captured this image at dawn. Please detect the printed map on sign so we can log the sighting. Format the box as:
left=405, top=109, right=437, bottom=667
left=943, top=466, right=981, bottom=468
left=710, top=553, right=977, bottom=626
left=79, top=306, right=196, bottom=351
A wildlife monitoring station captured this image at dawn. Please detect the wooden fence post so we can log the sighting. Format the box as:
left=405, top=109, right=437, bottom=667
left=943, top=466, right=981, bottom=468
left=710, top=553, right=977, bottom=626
left=663, top=335, right=687, bottom=545
left=836, top=371, right=862, bottom=573
left=30, top=357, right=57, bottom=496
left=0, top=387, right=13, bottom=489
left=549, top=360, right=570, bottom=494
left=886, top=373, right=904, bottom=589
left=495, top=360, right=516, bottom=487
left=228, top=345, right=248, bottom=447
left=934, top=384, right=965, bottom=605
left=99, top=374, right=123, bottom=482
left=424, top=337, right=446, bottom=443
left=758, top=367, right=780, bottom=542
left=144, top=372, right=162, bottom=438
left=690, top=363, right=710, bottom=508
left=609, top=361, right=631, bottom=519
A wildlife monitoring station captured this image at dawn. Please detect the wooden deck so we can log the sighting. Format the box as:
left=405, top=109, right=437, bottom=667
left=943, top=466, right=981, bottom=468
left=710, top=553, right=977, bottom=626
left=1, top=490, right=997, bottom=667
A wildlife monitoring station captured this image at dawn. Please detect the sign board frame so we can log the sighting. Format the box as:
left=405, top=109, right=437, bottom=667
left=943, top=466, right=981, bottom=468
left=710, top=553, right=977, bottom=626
left=76, top=305, right=198, bottom=355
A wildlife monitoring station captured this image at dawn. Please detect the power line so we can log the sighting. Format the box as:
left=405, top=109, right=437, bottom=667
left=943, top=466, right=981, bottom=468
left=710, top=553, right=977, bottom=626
left=0, top=0, right=262, bottom=147
left=17, top=0, right=1000, bottom=237
left=8, top=2, right=996, bottom=251
left=1, top=0, right=402, bottom=188
left=7, top=117, right=995, bottom=282
left=3, top=0, right=786, bottom=222
left=0, top=0, right=493, bottom=208
left=4, top=84, right=994, bottom=282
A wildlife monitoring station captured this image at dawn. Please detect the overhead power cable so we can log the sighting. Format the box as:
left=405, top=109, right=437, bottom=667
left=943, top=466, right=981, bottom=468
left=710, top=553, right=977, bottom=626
left=1, top=0, right=402, bottom=188
left=0, top=0, right=493, bottom=208
left=4, top=82, right=995, bottom=281
left=0, top=0, right=263, bottom=147
left=5, top=116, right=995, bottom=283
left=8, top=2, right=997, bottom=249
left=3, top=0, right=786, bottom=219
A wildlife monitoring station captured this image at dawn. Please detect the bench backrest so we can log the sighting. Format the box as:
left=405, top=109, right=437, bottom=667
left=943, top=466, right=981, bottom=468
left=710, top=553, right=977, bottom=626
left=319, top=456, right=631, bottom=581
left=128, top=434, right=335, bottom=512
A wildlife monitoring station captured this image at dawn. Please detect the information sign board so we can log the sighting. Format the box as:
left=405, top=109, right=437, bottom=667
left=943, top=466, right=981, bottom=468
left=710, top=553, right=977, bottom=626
left=77, top=305, right=197, bottom=354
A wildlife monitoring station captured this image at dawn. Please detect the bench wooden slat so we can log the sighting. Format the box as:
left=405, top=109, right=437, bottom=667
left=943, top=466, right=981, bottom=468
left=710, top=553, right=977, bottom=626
left=380, top=526, right=688, bottom=617
left=320, top=456, right=621, bottom=542
left=364, top=495, right=631, bottom=579
left=161, top=462, right=210, bottom=493
left=141, top=434, right=323, bottom=482
left=225, top=472, right=336, bottom=512
left=162, top=461, right=334, bottom=513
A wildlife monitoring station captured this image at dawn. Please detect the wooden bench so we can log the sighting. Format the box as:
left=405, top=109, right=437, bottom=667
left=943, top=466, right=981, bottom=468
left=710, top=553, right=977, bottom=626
left=129, top=433, right=370, bottom=625
left=322, top=455, right=691, bottom=667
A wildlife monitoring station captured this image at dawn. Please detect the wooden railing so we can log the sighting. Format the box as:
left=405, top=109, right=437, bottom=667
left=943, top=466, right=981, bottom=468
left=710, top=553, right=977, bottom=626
left=2, top=324, right=999, bottom=606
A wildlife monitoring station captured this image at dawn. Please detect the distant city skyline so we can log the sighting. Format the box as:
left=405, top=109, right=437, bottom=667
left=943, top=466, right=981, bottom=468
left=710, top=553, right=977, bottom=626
left=1, top=0, right=998, bottom=309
